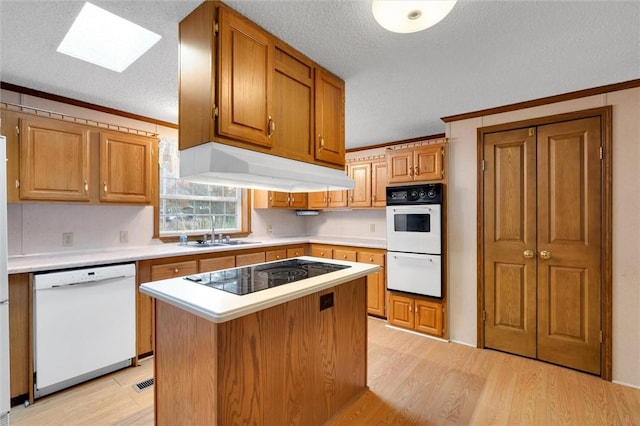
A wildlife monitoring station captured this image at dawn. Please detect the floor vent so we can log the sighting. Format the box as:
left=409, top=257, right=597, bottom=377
left=133, top=378, right=154, bottom=392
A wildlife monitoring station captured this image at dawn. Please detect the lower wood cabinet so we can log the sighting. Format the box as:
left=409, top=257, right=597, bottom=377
left=357, top=251, right=386, bottom=318
left=136, top=257, right=199, bottom=357
left=310, top=244, right=386, bottom=318
left=388, top=292, right=444, bottom=337
left=8, top=273, right=31, bottom=402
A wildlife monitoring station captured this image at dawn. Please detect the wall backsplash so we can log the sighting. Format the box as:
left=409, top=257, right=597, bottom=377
left=306, top=209, right=386, bottom=239
left=7, top=203, right=386, bottom=257
left=7, top=203, right=155, bottom=256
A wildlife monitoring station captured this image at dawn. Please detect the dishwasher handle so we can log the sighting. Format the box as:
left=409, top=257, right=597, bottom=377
left=44, top=275, right=129, bottom=290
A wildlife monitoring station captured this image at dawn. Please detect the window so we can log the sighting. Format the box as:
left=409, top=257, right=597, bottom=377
left=158, top=138, right=248, bottom=236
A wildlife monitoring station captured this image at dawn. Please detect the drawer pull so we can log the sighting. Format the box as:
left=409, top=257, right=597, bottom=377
left=174, top=268, right=179, bottom=273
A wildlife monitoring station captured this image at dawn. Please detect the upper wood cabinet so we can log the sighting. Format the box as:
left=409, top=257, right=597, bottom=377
left=99, top=131, right=153, bottom=204
left=314, top=67, right=345, bottom=166
left=387, top=144, right=444, bottom=183
left=307, top=189, right=347, bottom=209
left=19, top=117, right=91, bottom=201
left=6, top=112, right=157, bottom=205
left=272, top=41, right=314, bottom=163
left=253, top=190, right=307, bottom=209
left=342, top=157, right=387, bottom=208
left=179, top=1, right=345, bottom=169
left=218, top=6, right=273, bottom=147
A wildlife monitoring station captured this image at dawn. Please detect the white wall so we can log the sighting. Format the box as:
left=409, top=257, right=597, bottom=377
left=445, top=87, right=640, bottom=388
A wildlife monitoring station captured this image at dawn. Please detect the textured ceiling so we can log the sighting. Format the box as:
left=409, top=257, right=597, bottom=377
left=1, top=0, right=638, bottom=149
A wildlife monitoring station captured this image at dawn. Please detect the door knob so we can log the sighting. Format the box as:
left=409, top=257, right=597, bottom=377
left=523, top=250, right=535, bottom=259
left=540, top=250, right=552, bottom=260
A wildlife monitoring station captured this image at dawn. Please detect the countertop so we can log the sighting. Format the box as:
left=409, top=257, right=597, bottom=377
left=8, top=236, right=386, bottom=274
left=139, top=256, right=380, bottom=323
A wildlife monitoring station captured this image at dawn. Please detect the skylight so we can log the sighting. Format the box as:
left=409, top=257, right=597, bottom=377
left=57, top=2, right=161, bottom=72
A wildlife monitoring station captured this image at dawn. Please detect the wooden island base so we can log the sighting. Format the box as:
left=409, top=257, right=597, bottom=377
left=153, top=277, right=367, bottom=425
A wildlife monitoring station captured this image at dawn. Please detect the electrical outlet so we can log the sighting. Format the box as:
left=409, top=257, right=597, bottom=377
left=120, top=230, right=129, bottom=244
left=369, top=223, right=376, bottom=232
left=62, top=232, right=73, bottom=247
left=266, top=224, right=272, bottom=234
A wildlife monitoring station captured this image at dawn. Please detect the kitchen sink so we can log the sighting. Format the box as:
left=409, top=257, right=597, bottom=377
left=222, top=240, right=260, bottom=245
left=187, top=241, right=227, bottom=248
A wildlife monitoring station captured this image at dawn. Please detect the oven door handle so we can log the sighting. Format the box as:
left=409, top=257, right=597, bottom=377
left=390, top=252, right=436, bottom=262
left=389, top=206, right=436, bottom=213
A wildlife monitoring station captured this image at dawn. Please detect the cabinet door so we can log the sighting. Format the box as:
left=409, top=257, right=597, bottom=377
left=388, top=293, right=414, bottom=329
left=236, top=252, right=266, bottom=266
left=357, top=251, right=386, bottom=317
left=273, top=42, right=314, bottom=163
left=333, top=248, right=356, bottom=262
left=307, top=191, right=328, bottom=209
left=371, top=160, right=387, bottom=207
left=99, top=131, right=154, bottom=203
left=348, top=162, right=371, bottom=207
left=328, top=189, right=347, bottom=208
left=199, top=256, right=235, bottom=273
left=314, top=67, right=345, bottom=166
left=386, top=149, right=414, bottom=184
left=414, top=145, right=443, bottom=181
left=9, top=273, right=30, bottom=400
left=288, top=192, right=307, bottom=209
left=218, top=6, right=273, bottom=147
left=415, top=299, right=443, bottom=337
left=270, top=191, right=291, bottom=208
left=19, top=117, right=90, bottom=201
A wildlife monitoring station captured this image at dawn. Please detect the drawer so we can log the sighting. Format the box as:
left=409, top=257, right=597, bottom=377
left=151, top=260, right=198, bottom=280
left=357, top=251, right=385, bottom=267
left=286, top=246, right=305, bottom=258
left=236, top=252, right=266, bottom=267
left=266, top=249, right=287, bottom=262
left=333, top=249, right=356, bottom=262
left=311, top=246, right=333, bottom=259
left=199, top=256, right=235, bottom=273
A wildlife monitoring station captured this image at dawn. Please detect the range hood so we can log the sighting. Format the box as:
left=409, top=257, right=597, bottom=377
left=180, top=142, right=355, bottom=192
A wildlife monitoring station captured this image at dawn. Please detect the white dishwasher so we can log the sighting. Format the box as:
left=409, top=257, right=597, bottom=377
left=33, top=263, right=136, bottom=398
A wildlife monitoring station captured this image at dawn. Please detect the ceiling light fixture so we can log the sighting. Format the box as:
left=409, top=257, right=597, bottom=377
left=57, top=2, right=161, bottom=72
left=372, top=0, right=457, bottom=33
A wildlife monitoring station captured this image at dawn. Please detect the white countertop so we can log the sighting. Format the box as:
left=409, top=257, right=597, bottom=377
left=139, top=256, right=380, bottom=323
left=8, top=236, right=386, bottom=274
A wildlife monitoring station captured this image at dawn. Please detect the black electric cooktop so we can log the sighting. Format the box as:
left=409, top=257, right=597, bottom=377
left=184, top=259, right=351, bottom=295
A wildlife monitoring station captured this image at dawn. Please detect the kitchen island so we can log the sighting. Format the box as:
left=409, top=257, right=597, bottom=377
left=139, top=256, right=379, bottom=425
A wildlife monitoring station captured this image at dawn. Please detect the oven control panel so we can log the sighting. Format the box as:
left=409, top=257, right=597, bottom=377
left=386, top=183, right=443, bottom=205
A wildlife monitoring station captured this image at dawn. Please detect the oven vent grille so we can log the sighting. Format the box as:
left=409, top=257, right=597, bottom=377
left=133, top=378, right=154, bottom=392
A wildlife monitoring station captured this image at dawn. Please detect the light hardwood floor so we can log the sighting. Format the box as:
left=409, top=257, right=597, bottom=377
left=10, top=317, right=640, bottom=425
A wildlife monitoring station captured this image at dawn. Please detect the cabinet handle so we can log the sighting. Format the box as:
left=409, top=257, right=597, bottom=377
left=319, top=136, right=325, bottom=151
left=523, top=250, right=535, bottom=259
left=103, top=182, right=108, bottom=193
left=372, top=194, right=376, bottom=202
left=15, top=179, right=20, bottom=189
left=414, top=166, right=419, bottom=176
left=174, top=268, right=179, bottom=273
left=268, top=116, right=275, bottom=138
left=84, top=181, right=88, bottom=194
left=369, top=257, right=373, bottom=262
left=540, top=250, right=552, bottom=260
left=409, top=167, right=413, bottom=177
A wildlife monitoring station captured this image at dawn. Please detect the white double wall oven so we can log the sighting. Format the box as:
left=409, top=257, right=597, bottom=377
left=386, top=183, right=443, bottom=298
